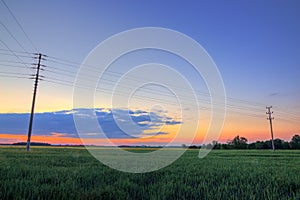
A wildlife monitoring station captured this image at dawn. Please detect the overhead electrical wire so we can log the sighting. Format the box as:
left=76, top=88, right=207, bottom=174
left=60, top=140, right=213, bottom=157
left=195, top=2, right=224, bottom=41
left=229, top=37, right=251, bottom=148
left=0, top=0, right=297, bottom=130
left=44, top=56, right=300, bottom=119
left=0, top=48, right=32, bottom=55
left=0, top=71, right=30, bottom=76
left=44, top=57, right=299, bottom=118
left=0, top=13, right=297, bottom=124
left=0, top=74, right=29, bottom=79
left=43, top=74, right=298, bottom=122
left=0, top=0, right=39, bottom=52
left=25, top=59, right=300, bottom=124
left=0, top=20, right=29, bottom=53
left=0, top=39, right=33, bottom=68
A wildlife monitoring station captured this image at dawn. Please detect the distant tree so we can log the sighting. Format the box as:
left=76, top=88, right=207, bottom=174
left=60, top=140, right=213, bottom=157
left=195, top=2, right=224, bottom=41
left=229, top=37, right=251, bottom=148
left=265, top=140, right=274, bottom=149
left=290, top=134, right=300, bottom=149
left=272, top=139, right=290, bottom=149
left=212, top=140, right=221, bottom=149
left=229, top=135, right=248, bottom=149
left=205, top=143, right=213, bottom=149
left=282, top=141, right=290, bottom=149
left=188, top=145, right=199, bottom=149
left=221, top=143, right=230, bottom=149
left=212, top=140, right=218, bottom=146
left=12, top=142, right=51, bottom=146
left=262, top=139, right=290, bottom=150
left=247, top=142, right=256, bottom=149
left=273, top=139, right=284, bottom=149
left=194, top=134, right=300, bottom=150
left=255, top=141, right=269, bottom=149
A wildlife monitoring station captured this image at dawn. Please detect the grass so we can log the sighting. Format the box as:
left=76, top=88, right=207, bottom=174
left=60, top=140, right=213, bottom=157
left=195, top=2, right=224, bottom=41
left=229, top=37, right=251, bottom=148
left=0, top=146, right=299, bottom=199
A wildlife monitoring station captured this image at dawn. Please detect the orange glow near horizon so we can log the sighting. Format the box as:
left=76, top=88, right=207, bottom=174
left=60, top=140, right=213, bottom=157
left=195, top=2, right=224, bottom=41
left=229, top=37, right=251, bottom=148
left=1, top=116, right=298, bottom=146
left=0, top=133, right=176, bottom=146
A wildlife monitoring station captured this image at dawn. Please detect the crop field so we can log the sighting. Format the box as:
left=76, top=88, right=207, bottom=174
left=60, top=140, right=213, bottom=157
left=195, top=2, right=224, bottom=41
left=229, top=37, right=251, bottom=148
left=0, top=146, right=299, bottom=199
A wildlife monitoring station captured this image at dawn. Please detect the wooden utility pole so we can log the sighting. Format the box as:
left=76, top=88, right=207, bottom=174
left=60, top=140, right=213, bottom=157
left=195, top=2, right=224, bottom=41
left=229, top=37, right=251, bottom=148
left=26, top=53, right=43, bottom=151
left=266, top=106, right=275, bottom=151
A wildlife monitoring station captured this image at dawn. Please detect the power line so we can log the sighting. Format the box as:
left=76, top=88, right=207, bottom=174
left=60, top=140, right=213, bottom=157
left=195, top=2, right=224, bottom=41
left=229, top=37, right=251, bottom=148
left=42, top=61, right=300, bottom=121
left=0, top=63, right=31, bottom=69
left=45, top=56, right=273, bottom=106
left=2, top=49, right=298, bottom=125
left=45, top=72, right=286, bottom=115
left=44, top=56, right=296, bottom=110
left=0, top=48, right=32, bottom=55
left=0, top=59, right=32, bottom=64
left=0, top=51, right=33, bottom=58
left=0, top=38, right=32, bottom=68
left=0, top=71, right=30, bottom=76
left=0, top=19, right=29, bottom=53
left=42, top=71, right=297, bottom=120
left=0, top=5, right=297, bottom=135
left=41, top=74, right=300, bottom=123
left=0, top=74, right=29, bottom=79
left=0, top=0, right=39, bottom=52
left=43, top=74, right=264, bottom=116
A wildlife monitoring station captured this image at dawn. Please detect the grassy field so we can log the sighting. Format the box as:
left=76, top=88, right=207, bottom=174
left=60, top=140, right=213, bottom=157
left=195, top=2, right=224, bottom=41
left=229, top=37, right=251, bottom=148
left=0, top=146, right=299, bottom=199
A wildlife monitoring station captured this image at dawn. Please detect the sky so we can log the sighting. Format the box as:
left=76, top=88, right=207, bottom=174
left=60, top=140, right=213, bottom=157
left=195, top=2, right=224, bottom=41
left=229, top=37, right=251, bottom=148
left=0, top=0, right=299, bottom=145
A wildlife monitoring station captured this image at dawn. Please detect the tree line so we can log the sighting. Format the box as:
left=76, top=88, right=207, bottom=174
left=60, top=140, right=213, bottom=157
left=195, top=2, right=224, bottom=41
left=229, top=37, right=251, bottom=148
left=189, top=134, right=300, bottom=150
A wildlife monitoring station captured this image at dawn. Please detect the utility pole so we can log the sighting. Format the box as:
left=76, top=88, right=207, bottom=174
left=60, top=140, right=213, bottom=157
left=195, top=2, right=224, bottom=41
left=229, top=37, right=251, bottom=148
left=26, top=53, right=44, bottom=151
left=266, top=106, right=275, bottom=151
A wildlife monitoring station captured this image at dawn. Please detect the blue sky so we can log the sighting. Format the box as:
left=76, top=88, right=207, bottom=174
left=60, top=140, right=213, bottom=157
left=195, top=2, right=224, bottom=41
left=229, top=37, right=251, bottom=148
left=0, top=0, right=299, bottom=143
left=2, top=0, right=299, bottom=102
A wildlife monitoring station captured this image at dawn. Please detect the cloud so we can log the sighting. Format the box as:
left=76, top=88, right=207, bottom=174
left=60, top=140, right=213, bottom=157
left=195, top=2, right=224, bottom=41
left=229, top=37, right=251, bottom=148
left=50, top=132, right=73, bottom=137
left=142, top=131, right=169, bottom=136
left=0, top=108, right=181, bottom=139
left=165, top=120, right=182, bottom=125
left=269, top=92, right=279, bottom=97
left=0, top=138, right=19, bottom=143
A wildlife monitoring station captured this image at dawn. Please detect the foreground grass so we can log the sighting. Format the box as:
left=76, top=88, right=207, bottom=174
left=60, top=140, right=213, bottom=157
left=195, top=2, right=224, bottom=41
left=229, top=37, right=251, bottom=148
left=0, top=146, right=299, bottom=199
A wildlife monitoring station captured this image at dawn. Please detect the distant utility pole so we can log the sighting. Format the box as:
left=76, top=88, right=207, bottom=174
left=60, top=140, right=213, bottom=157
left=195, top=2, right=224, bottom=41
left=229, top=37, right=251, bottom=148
left=266, top=106, right=275, bottom=151
left=26, top=53, right=45, bottom=151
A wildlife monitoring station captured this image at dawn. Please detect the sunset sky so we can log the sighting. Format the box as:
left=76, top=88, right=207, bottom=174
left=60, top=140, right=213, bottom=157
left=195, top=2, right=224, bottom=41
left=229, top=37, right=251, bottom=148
left=0, top=0, right=299, bottom=146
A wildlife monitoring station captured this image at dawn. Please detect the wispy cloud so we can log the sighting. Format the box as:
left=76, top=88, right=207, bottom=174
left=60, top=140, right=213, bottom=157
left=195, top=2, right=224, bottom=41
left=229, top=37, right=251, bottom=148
left=269, top=92, right=279, bottom=97
left=142, top=131, right=169, bottom=136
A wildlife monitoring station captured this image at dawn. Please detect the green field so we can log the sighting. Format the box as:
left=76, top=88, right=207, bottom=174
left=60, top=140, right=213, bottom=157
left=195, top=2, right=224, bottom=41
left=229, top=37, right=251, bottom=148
left=0, top=146, right=299, bottom=199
